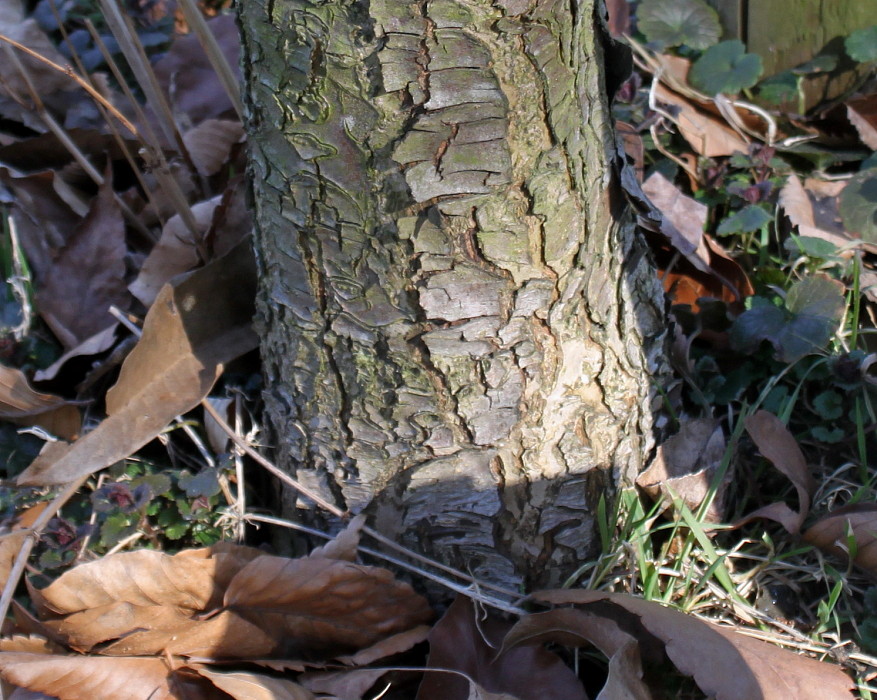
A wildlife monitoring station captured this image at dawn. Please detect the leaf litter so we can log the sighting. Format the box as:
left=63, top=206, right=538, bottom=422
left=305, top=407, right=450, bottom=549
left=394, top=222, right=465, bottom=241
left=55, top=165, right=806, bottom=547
left=0, top=1, right=873, bottom=697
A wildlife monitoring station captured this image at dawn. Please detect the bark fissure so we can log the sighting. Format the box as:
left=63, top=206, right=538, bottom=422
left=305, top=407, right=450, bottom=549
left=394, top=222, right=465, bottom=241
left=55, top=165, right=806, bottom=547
left=240, top=0, right=667, bottom=588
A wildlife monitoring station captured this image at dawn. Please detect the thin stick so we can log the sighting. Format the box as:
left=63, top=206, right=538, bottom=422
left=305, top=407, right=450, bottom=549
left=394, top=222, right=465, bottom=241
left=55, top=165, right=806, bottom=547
left=0, top=32, right=138, bottom=137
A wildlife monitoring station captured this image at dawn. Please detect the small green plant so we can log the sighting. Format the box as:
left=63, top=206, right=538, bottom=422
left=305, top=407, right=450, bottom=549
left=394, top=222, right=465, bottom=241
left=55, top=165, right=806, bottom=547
left=689, top=40, right=763, bottom=95
left=637, top=0, right=721, bottom=51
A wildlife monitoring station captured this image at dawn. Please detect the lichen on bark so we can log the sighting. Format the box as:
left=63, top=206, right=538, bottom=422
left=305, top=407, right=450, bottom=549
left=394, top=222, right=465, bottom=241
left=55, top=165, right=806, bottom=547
left=239, top=0, right=666, bottom=589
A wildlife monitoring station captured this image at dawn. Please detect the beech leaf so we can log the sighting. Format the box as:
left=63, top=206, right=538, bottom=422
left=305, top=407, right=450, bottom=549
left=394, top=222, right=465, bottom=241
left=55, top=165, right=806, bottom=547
left=16, top=241, right=258, bottom=486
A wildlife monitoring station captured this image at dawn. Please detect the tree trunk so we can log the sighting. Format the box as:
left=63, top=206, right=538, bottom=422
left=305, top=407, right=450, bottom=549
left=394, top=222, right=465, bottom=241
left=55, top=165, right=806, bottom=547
left=238, top=0, right=666, bottom=590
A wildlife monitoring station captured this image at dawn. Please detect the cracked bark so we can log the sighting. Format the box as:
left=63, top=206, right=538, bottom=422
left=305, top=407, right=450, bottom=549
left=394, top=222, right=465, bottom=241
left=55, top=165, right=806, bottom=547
left=239, top=0, right=667, bottom=589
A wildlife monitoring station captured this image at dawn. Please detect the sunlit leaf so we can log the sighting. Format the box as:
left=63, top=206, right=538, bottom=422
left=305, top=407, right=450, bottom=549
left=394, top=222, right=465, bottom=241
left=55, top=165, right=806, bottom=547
left=845, top=25, right=877, bottom=63
left=689, top=40, right=763, bottom=95
left=637, top=0, right=721, bottom=50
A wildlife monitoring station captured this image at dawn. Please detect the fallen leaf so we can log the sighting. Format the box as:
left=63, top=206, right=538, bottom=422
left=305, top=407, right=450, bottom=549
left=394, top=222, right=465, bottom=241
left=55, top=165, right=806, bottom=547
left=847, top=94, right=877, bottom=149
left=183, top=119, right=245, bottom=176
left=735, top=410, right=815, bottom=534
left=193, top=665, right=315, bottom=700
left=637, top=417, right=727, bottom=522
left=337, top=624, right=431, bottom=666
left=31, top=548, right=223, bottom=615
left=17, top=242, right=258, bottom=486
left=654, top=82, right=748, bottom=157
left=33, top=325, right=121, bottom=384
left=804, top=504, right=877, bottom=578
left=0, top=653, right=185, bottom=700
left=0, top=364, right=80, bottom=440
left=642, top=171, right=710, bottom=270
left=299, top=668, right=389, bottom=699
left=35, top=175, right=129, bottom=349
left=531, top=590, right=855, bottom=700
left=500, top=608, right=652, bottom=700
left=0, top=532, right=28, bottom=592
left=223, top=554, right=433, bottom=657
left=416, top=595, right=587, bottom=700
left=151, top=14, right=240, bottom=130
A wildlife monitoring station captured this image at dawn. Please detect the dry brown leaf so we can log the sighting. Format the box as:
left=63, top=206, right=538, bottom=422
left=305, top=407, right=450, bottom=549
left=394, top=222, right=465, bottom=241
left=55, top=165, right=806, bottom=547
left=804, top=504, right=877, bottom=578
left=416, top=595, right=586, bottom=700
left=778, top=174, right=866, bottom=253
left=0, top=532, right=27, bottom=592
left=183, top=119, right=245, bottom=176
left=642, top=171, right=710, bottom=270
left=299, top=668, right=390, bottom=699
left=192, top=665, right=315, bottom=700
left=637, top=417, right=727, bottom=522
left=0, top=652, right=183, bottom=700
left=654, top=82, right=748, bottom=158
left=129, top=196, right=221, bottom=307
left=223, top=554, right=432, bottom=656
left=17, top=242, right=257, bottom=486
left=0, top=364, right=80, bottom=439
left=31, top=548, right=222, bottom=615
left=501, top=609, right=652, bottom=700
left=0, top=636, right=55, bottom=655
left=531, top=590, right=855, bottom=700
left=35, top=176, right=129, bottom=349
left=337, top=624, right=431, bottom=666
left=739, top=410, right=816, bottom=534
left=847, top=95, right=877, bottom=150
left=151, top=15, right=241, bottom=129
left=33, top=325, right=119, bottom=384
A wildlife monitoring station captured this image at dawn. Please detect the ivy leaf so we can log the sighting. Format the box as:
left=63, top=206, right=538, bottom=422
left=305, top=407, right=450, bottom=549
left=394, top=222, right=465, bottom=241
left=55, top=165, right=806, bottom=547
left=839, top=173, right=877, bottom=242
left=716, top=205, right=772, bottom=235
left=637, top=0, right=721, bottom=50
left=730, top=276, right=845, bottom=362
left=690, top=40, right=763, bottom=95
left=846, top=25, right=877, bottom=63
left=813, top=390, right=843, bottom=420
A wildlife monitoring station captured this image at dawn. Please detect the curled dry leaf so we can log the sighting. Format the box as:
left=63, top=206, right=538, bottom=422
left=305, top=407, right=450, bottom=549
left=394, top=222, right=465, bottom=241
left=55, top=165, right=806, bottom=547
left=637, top=416, right=727, bottom=522
left=17, top=242, right=258, bottom=486
left=804, top=503, right=877, bottom=579
left=309, top=513, right=367, bottom=562
left=738, top=410, right=816, bottom=534
left=0, top=364, right=80, bottom=440
left=654, top=82, right=748, bottom=158
left=416, top=595, right=587, bottom=700
left=846, top=94, right=877, bottom=150
left=500, top=608, right=651, bottom=700
left=531, top=590, right=855, bottom=700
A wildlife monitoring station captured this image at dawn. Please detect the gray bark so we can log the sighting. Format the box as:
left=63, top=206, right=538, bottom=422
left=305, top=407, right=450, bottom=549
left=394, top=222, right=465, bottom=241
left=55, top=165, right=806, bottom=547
left=239, top=0, right=666, bottom=589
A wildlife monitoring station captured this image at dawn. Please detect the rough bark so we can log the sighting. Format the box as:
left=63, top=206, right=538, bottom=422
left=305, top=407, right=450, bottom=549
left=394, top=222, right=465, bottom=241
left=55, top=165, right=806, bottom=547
left=239, top=0, right=666, bottom=589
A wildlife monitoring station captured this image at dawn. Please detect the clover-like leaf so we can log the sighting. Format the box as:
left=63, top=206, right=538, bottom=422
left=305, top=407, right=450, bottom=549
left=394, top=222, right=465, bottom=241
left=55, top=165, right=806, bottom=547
left=690, top=40, right=763, bottom=95
left=839, top=172, right=877, bottom=242
left=730, top=276, right=845, bottom=363
left=717, top=205, right=772, bottom=235
left=637, top=0, right=721, bottom=50
left=846, top=25, right=877, bottom=63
